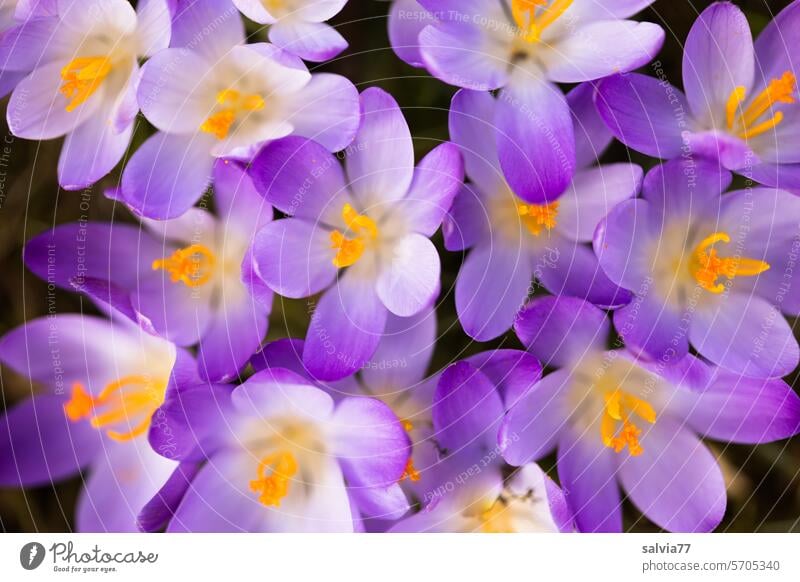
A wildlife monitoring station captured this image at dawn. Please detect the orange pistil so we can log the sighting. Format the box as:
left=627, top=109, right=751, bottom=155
left=600, top=389, right=656, bottom=456
left=249, top=451, right=298, bottom=507
left=60, top=56, right=112, bottom=112
left=726, top=71, right=796, bottom=139
left=690, top=232, right=770, bottom=294
left=511, top=0, right=573, bottom=44
left=330, top=203, right=379, bottom=268
left=152, top=244, right=216, bottom=288
left=200, top=88, right=265, bottom=140
left=517, top=201, right=559, bottom=236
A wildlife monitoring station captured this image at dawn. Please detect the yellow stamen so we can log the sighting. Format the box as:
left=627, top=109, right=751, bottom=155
left=63, top=376, right=166, bottom=442
left=200, top=88, right=265, bottom=140
left=726, top=71, right=796, bottom=139
left=401, top=419, right=414, bottom=433
left=600, top=389, right=656, bottom=456
left=479, top=501, right=514, bottom=533
left=517, top=201, right=559, bottom=236
left=399, top=458, right=421, bottom=483
left=511, top=0, right=573, bottom=44
left=152, top=243, right=216, bottom=288
left=60, top=56, right=112, bottom=112
left=330, top=203, right=379, bottom=268
left=690, top=232, right=770, bottom=294
left=249, top=451, right=298, bottom=507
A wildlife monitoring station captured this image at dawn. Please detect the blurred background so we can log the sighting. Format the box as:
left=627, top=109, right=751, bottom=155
left=1, top=0, right=798, bottom=532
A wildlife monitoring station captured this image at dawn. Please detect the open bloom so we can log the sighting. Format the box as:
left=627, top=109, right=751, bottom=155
left=24, top=161, right=273, bottom=382
left=248, top=87, right=464, bottom=380
left=445, top=84, right=637, bottom=341
left=595, top=158, right=800, bottom=378
left=391, top=359, right=573, bottom=533
left=501, top=295, right=800, bottom=532
left=596, top=1, right=800, bottom=191
left=118, top=0, right=359, bottom=219
left=232, top=0, right=348, bottom=62
left=147, top=367, right=409, bottom=532
left=408, top=0, right=662, bottom=202
left=250, top=307, right=437, bottom=525
left=0, top=313, right=202, bottom=532
left=1, top=0, right=170, bottom=189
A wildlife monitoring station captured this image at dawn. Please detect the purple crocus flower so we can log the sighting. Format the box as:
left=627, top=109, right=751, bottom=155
left=24, top=160, right=273, bottom=382
left=248, top=87, right=464, bottom=381
left=1, top=0, right=171, bottom=189
left=502, top=295, right=800, bottom=532
left=147, top=366, right=409, bottom=532
left=390, top=359, right=573, bottom=532
left=0, top=313, right=203, bottom=532
left=595, top=158, right=800, bottom=378
left=596, top=1, right=800, bottom=191
left=232, top=0, right=348, bottom=62
left=250, top=307, right=439, bottom=525
left=117, top=0, right=359, bottom=219
left=409, top=0, right=663, bottom=202
left=445, top=84, right=638, bottom=341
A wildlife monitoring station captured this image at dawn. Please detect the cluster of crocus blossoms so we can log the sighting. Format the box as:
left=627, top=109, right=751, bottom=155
left=0, top=0, right=799, bottom=534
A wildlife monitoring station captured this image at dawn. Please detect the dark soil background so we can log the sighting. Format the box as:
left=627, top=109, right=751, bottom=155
left=1, top=0, right=798, bottom=532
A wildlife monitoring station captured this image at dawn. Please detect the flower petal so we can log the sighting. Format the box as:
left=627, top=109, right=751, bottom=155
left=376, top=233, right=440, bottom=317
left=269, top=20, right=347, bottom=62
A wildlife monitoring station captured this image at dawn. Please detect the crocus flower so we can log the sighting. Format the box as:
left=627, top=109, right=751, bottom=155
left=118, top=0, right=359, bottom=219
left=0, top=313, right=202, bottom=532
left=1, top=0, right=171, bottom=189
left=596, top=1, right=800, bottom=191
left=147, top=367, right=409, bottom=532
left=231, top=0, right=348, bottom=62
left=390, top=359, right=573, bottom=532
left=502, top=295, right=800, bottom=532
left=445, top=84, right=637, bottom=341
left=595, top=158, right=800, bottom=378
left=248, top=87, right=464, bottom=380
left=411, top=0, right=663, bottom=202
left=24, top=160, right=273, bottom=382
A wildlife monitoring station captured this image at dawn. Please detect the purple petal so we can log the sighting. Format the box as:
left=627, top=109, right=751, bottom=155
left=463, top=349, right=542, bottom=409
left=618, top=418, right=726, bottom=533
left=119, top=131, right=216, bottom=219
left=613, top=292, right=689, bottom=364
left=545, top=20, right=664, bottom=83
left=496, top=77, right=575, bottom=204
left=376, top=233, right=440, bottom=317
left=753, top=0, right=800, bottom=88
left=749, top=162, right=800, bottom=191
left=137, top=461, right=201, bottom=532
left=442, top=184, right=490, bottom=252
left=0, top=395, right=103, bottom=487
left=557, top=425, right=622, bottom=533
left=287, top=73, right=360, bottom=153
left=568, top=82, right=613, bottom=169
left=595, top=73, right=689, bottom=159
left=330, top=396, right=410, bottom=487
left=77, top=439, right=177, bottom=532
left=684, top=130, right=753, bottom=170
left=250, top=338, right=310, bottom=378
left=690, top=294, right=799, bottom=379
left=432, top=361, right=504, bottom=452
left=346, top=88, right=414, bottom=205
left=169, top=0, right=244, bottom=61
left=362, top=306, right=436, bottom=390
left=535, top=235, right=632, bottom=309
left=515, top=295, right=610, bottom=368
left=269, top=20, right=347, bottom=62
left=455, top=237, right=532, bottom=341
left=682, top=2, right=754, bottom=122
left=251, top=218, right=337, bottom=298
left=675, top=372, right=800, bottom=444
left=349, top=482, right=410, bottom=521
left=388, top=0, right=432, bottom=68
left=501, top=369, right=572, bottom=465
left=213, top=159, right=273, bottom=236
left=303, top=271, right=388, bottom=381
left=398, top=142, right=464, bottom=237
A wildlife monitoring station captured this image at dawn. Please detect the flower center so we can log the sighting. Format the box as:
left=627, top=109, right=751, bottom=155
left=517, top=201, right=559, bottom=236
left=151, top=243, right=217, bottom=288
left=59, top=56, right=113, bottom=112
left=200, top=88, right=266, bottom=140
left=64, top=375, right=167, bottom=442
left=690, top=232, right=770, bottom=294
left=600, top=389, right=656, bottom=456
left=511, top=0, right=573, bottom=44
left=330, top=203, right=379, bottom=268
left=725, top=71, right=796, bottom=139
left=479, top=500, right=515, bottom=533
left=249, top=450, right=298, bottom=507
